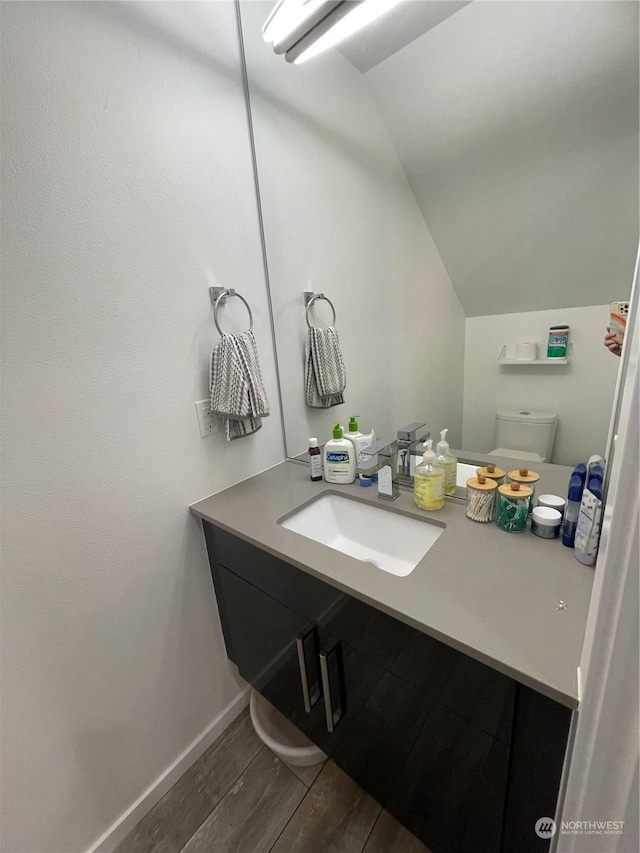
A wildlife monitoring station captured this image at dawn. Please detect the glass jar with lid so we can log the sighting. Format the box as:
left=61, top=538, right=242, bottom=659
left=476, top=463, right=506, bottom=485
left=508, top=468, right=540, bottom=514
left=496, top=481, right=532, bottom=533
left=466, top=475, right=498, bottom=523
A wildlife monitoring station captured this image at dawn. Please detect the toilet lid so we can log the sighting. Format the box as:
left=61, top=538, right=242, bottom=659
left=489, top=448, right=545, bottom=463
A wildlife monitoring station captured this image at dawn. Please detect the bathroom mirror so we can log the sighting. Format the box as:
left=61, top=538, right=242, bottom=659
left=239, top=0, right=639, bottom=466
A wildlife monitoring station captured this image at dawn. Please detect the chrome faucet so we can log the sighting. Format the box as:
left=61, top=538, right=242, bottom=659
left=397, top=422, right=430, bottom=484
left=356, top=439, right=400, bottom=501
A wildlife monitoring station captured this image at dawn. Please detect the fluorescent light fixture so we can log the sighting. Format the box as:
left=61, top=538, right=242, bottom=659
left=263, top=0, right=404, bottom=64
left=291, top=0, right=403, bottom=64
left=263, top=1, right=341, bottom=54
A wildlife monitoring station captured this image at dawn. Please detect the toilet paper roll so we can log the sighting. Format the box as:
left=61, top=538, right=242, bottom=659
left=516, top=342, right=538, bottom=361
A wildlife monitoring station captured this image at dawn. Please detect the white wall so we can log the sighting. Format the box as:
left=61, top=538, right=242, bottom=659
left=462, top=305, right=621, bottom=465
left=240, top=1, right=466, bottom=458
left=365, top=1, right=639, bottom=316
left=0, top=3, right=284, bottom=852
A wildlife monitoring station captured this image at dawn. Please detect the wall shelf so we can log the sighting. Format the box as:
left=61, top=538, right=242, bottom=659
left=498, top=345, right=571, bottom=365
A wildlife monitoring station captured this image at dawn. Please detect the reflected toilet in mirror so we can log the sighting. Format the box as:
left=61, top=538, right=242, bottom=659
left=488, top=410, right=558, bottom=464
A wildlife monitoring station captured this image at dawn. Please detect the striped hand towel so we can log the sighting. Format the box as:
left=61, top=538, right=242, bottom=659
left=210, top=331, right=270, bottom=440
left=305, top=326, right=346, bottom=408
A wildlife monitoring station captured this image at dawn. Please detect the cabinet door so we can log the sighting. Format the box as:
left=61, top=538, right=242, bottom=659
left=212, top=564, right=390, bottom=759
left=501, top=685, right=571, bottom=853
left=385, top=654, right=515, bottom=853
left=212, top=563, right=333, bottom=748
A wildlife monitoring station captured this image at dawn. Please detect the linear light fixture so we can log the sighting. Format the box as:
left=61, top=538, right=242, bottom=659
left=263, top=0, right=403, bottom=64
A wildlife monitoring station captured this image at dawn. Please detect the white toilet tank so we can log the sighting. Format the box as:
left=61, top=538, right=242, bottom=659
left=492, top=410, right=558, bottom=462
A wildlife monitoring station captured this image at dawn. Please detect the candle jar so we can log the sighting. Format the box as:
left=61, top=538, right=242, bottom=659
left=496, top=482, right=533, bottom=533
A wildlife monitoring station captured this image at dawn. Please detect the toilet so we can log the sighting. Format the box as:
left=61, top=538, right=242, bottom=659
left=488, top=409, right=558, bottom=463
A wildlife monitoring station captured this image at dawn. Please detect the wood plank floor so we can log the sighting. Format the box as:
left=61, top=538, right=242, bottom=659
left=116, top=708, right=432, bottom=853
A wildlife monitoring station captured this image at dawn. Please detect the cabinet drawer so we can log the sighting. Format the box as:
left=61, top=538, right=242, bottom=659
left=204, top=522, right=343, bottom=625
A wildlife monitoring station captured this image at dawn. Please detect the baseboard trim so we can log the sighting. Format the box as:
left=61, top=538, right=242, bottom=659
left=86, top=686, right=251, bottom=853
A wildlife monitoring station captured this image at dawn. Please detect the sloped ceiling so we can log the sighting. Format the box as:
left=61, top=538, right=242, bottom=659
left=362, top=1, right=639, bottom=316
left=338, top=1, right=470, bottom=73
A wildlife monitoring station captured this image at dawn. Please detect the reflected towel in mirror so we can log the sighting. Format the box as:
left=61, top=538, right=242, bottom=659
left=305, top=326, right=346, bottom=408
left=210, top=331, right=270, bottom=440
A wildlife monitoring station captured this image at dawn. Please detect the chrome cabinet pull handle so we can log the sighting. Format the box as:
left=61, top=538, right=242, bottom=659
left=320, top=641, right=343, bottom=732
left=296, top=624, right=320, bottom=712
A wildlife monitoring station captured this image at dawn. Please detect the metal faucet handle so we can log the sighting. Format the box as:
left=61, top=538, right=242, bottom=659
left=379, top=439, right=398, bottom=458
left=397, top=422, right=428, bottom=443
left=361, top=439, right=397, bottom=459
left=356, top=439, right=398, bottom=475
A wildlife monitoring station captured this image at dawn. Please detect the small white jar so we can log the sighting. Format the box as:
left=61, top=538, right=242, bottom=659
left=537, top=494, right=566, bottom=517
left=531, top=506, right=562, bottom=539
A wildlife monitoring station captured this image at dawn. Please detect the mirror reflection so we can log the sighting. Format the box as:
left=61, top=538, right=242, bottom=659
left=240, top=0, right=639, bottom=466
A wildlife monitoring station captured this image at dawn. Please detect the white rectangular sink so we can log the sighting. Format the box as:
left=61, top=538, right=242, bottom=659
left=280, top=494, right=443, bottom=577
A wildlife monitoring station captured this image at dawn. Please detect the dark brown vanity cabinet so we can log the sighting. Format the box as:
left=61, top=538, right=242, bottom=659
left=202, top=521, right=571, bottom=853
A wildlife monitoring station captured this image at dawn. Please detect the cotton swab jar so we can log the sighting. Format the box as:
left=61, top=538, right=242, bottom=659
left=466, top=475, right=498, bottom=523
left=496, top=481, right=532, bottom=533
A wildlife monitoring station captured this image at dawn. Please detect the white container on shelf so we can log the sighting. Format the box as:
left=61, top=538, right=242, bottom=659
left=516, top=342, right=538, bottom=361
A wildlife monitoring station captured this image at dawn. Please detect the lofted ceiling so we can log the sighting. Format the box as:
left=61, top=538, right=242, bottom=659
left=337, top=1, right=470, bottom=73
left=351, top=1, right=639, bottom=316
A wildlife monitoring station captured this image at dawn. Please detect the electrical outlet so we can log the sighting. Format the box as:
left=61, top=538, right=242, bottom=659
left=195, top=400, right=219, bottom=438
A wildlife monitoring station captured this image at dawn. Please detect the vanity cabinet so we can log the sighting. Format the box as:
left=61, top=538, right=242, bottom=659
left=202, top=521, right=571, bottom=853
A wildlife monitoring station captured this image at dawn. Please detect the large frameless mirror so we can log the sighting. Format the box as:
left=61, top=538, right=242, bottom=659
left=239, top=0, right=639, bottom=466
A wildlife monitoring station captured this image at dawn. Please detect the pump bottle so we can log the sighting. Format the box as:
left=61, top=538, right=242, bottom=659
left=436, top=429, right=458, bottom=495
left=323, top=423, right=357, bottom=484
left=414, top=440, right=446, bottom=511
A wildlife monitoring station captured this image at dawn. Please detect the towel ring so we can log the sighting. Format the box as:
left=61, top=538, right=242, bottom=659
left=304, top=292, right=336, bottom=329
left=211, top=288, right=253, bottom=335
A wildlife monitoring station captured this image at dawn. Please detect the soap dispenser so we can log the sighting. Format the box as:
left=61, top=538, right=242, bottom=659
left=344, top=415, right=363, bottom=456
left=436, top=429, right=458, bottom=495
left=344, top=415, right=377, bottom=478
left=414, top=440, right=445, bottom=511
left=323, top=423, right=357, bottom=484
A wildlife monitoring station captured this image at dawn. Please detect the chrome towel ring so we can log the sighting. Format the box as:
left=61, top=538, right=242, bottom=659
left=304, top=291, right=337, bottom=329
left=210, top=287, right=253, bottom=336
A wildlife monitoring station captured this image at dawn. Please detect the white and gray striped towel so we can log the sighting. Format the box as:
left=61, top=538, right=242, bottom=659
left=210, top=331, right=270, bottom=440
left=304, top=326, right=346, bottom=408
